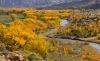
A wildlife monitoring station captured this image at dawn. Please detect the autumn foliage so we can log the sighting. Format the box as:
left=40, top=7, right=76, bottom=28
left=80, top=46, right=100, bottom=61
left=0, top=8, right=100, bottom=61
left=10, top=13, right=17, bottom=21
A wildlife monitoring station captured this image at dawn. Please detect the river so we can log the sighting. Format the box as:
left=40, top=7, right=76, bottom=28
left=60, top=19, right=100, bottom=52
left=44, top=19, right=100, bottom=52
left=60, top=19, right=69, bottom=26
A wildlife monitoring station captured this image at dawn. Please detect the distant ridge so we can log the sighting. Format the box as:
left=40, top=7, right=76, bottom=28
left=38, top=0, right=100, bottom=9
left=0, top=0, right=99, bottom=9
left=0, top=0, right=81, bottom=8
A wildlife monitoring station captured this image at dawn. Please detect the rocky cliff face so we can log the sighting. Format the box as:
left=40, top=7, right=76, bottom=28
left=0, top=0, right=81, bottom=8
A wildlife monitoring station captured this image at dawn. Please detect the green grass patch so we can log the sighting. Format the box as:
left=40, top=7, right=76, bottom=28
left=5, top=24, right=10, bottom=27
left=0, top=15, right=24, bottom=23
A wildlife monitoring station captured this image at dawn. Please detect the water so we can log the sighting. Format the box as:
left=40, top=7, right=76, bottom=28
left=60, top=19, right=100, bottom=52
left=60, top=19, right=68, bottom=26
left=89, top=43, right=100, bottom=52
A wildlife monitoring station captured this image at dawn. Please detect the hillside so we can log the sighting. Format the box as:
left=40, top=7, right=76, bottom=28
left=0, top=0, right=100, bottom=9
left=39, top=0, right=100, bottom=9
left=0, top=0, right=81, bottom=8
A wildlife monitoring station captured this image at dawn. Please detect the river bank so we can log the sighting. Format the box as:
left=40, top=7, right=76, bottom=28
left=43, top=19, right=100, bottom=53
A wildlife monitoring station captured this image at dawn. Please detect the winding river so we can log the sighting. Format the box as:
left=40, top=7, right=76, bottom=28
left=60, top=19, right=100, bottom=52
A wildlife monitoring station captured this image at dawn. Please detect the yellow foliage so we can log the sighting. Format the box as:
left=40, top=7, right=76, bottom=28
left=98, top=34, right=100, bottom=39
left=60, top=25, right=71, bottom=35
left=80, top=46, right=100, bottom=61
left=63, top=46, right=73, bottom=55
left=3, top=25, right=36, bottom=49
left=1, top=19, right=50, bottom=56
left=25, top=35, right=49, bottom=56
left=23, top=18, right=47, bottom=31
left=10, top=13, right=17, bottom=21
left=0, top=23, right=6, bottom=33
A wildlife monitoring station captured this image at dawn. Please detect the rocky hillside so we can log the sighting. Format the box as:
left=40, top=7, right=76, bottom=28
left=0, top=0, right=100, bottom=9
left=0, top=0, right=81, bottom=8
left=39, top=0, right=100, bottom=9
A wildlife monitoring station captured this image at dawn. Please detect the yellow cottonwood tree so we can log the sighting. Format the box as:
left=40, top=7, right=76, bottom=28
left=0, top=23, right=6, bottom=33
left=10, top=13, right=17, bottom=21
left=0, top=23, right=6, bottom=41
left=80, top=46, right=100, bottom=61
left=25, top=35, right=49, bottom=56
left=3, top=25, right=36, bottom=50
left=23, top=18, right=47, bottom=31
left=2, top=20, right=50, bottom=56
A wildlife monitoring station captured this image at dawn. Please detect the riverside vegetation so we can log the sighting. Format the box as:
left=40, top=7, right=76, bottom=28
left=0, top=8, right=100, bottom=61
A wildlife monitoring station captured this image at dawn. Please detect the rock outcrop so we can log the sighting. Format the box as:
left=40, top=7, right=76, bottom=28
left=0, top=45, right=29, bottom=61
